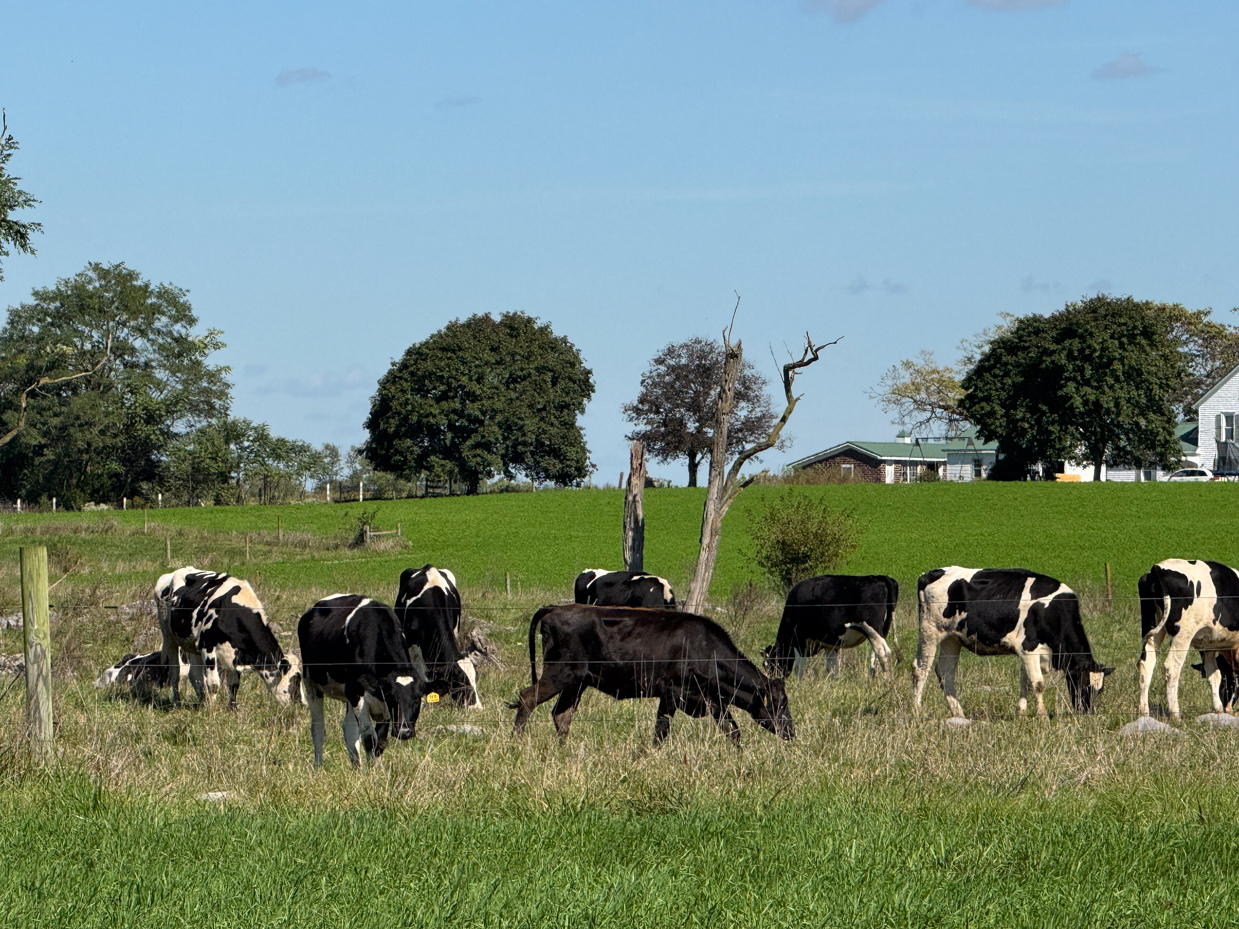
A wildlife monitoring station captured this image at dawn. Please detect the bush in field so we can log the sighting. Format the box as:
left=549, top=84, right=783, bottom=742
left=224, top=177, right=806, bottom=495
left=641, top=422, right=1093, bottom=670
left=748, top=492, right=863, bottom=593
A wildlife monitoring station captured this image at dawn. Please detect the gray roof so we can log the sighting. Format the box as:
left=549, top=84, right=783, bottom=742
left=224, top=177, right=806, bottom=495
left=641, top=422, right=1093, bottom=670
left=788, top=439, right=946, bottom=470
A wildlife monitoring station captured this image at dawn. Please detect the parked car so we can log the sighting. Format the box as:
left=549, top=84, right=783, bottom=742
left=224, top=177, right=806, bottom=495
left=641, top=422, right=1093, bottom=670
left=1164, top=468, right=1214, bottom=482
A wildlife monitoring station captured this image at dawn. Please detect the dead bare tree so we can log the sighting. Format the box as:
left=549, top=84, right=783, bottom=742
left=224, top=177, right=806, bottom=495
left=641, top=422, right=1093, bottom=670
left=683, top=307, right=837, bottom=615
left=622, top=440, right=647, bottom=571
left=0, top=331, right=113, bottom=448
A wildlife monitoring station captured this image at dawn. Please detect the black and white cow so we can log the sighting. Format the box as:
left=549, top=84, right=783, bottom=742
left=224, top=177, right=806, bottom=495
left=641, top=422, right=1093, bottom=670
left=572, top=569, right=676, bottom=609
left=913, top=567, right=1112, bottom=718
left=511, top=603, right=794, bottom=745
left=95, top=651, right=167, bottom=689
left=298, top=594, right=433, bottom=766
left=764, top=574, right=898, bottom=678
left=159, top=570, right=302, bottom=708
left=394, top=564, right=482, bottom=708
left=1138, top=559, right=1239, bottom=719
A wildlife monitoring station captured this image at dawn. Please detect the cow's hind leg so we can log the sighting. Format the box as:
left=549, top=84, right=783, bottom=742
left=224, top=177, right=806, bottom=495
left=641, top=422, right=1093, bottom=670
left=912, top=632, right=942, bottom=710
left=847, top=622, right=893, bottom=675
left=1201, top=651, right=1225, bottom=715
left=935, top=637, right=965, bottom=719
left=1019, top=652, right=1048, bottom=719
left=551, top=683, right=585, bottom=742
left=307, top=685, right=327, bottom=767
left=512, top=677, right=565, bottom=734
left=1137, top=630, right=1165, bottom=717
left=1163, top=637, right=1193, bottom=721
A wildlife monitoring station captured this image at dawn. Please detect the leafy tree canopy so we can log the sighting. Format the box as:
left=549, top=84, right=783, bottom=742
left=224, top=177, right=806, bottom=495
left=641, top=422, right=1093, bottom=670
left=0, top=262, right=231, bottom=505
left=364, top=312, right=594, bottom=494
left=959, top=294, right=1187, bottom=479
left=622, top=336, right=779, bottom=487
left=0, top=111, right=41, bottom=282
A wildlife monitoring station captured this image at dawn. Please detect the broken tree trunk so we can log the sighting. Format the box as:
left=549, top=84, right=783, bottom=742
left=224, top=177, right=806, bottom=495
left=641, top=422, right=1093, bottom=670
left=683, top=307, right=837, bottom=615
left=623, top=441, right=647, bottom=572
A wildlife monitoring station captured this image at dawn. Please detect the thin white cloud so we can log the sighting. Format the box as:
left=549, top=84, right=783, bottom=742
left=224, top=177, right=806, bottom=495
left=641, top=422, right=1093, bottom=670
left=436, top=95, right=481, bottom=108
left=968, top=0, right=1063, bottom=10
left=258, top=366, right=370, bottom=399
left=1093, top=53, right=1158, bottom=81
left=1020, top=275, right=1062, bottom=294
left=805, top=0, right=885, bottom=25
left=847, top=274, right=873, bottom=295
left=275, top=67, right=330, bottom=88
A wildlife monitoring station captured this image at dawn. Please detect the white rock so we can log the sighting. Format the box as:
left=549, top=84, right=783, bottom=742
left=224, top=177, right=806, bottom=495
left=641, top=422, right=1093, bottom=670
left=1195, top=713, right=1239, bottom=729
left=942, top=717, right=976, bottom=729
left=1120, top=717, right=1184, bottom=737
left=433, top=724, right=485, bottom=737
left=198, top=791, right=230, bottom=802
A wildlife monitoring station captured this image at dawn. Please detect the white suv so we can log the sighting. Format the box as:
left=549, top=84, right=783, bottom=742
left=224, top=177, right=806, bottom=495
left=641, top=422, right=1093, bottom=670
left=1164, top=468, right=1214, bottom=482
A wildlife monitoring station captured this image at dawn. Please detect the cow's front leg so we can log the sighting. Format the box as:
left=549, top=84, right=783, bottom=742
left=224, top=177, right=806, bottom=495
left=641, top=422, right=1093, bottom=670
left=355, top=701, right=383, bottom=760
left=935, top=637, right=965, bottom=719
left=1163, top=639, right=1193, bottom=721
left=307, top=685, right=327, bottom=767
left=1201, top=651, right=1225, bottom=715
left=551, top=683, right=584, bottom=742
left=187, top=652, right=209, bottom=705
left=653, top=693, right=676, bottom=745
left=1019, top=652, right=1047, bottom=719
left=342, top=706, right=364, bottom=766
left=912, top=633, right=942, bottom=710
left=1137, top=631, right=1164, bottom=717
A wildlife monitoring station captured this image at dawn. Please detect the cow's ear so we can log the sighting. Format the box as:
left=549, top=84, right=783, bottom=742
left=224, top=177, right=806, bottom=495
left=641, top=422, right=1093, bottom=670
left=1102, top=666, right=1115, bottom=676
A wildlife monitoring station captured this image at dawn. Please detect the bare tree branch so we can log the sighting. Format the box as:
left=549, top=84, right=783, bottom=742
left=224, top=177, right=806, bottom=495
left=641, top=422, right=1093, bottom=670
left=0, top=329, right=113, bottom=448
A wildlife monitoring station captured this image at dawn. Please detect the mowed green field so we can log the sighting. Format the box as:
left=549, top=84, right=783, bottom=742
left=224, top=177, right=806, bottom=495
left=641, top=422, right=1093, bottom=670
left=2, top=482, right=1239, bottom=927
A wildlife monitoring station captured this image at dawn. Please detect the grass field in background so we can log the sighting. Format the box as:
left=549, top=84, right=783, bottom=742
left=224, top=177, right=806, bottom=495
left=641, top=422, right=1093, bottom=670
left=2, top=482, right=1239, bottom=926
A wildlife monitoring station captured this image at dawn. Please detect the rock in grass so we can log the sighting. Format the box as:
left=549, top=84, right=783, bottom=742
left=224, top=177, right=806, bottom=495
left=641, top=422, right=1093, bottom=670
left=1120, top=717, right=1184, bottom=737
left=1195, top=713, right=1239, bottom=729
left=198, top=791, right=230, bottom=802
left=942, top=717, right=977, bottom=729
left=433, top=724, right=485, bottom=737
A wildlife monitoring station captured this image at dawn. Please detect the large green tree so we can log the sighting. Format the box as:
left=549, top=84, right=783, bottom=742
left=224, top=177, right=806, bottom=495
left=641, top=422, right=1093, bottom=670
left=0, top=263, right=231, bottom=506
left=960, top=295, right=1186, bottom=480
left=622, top=336, right=779, bottom=487
left=364, top=312, right=594, bottom=493
left=0, top=111, right=42, bottom=282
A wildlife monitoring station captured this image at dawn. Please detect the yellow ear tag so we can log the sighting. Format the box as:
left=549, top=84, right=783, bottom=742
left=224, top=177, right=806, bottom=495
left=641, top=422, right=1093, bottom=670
left=426, top=692, right=440, bottom=703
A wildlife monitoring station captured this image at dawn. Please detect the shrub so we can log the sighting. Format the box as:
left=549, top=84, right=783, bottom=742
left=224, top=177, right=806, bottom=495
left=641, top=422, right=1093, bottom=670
left=748, top=492, right=864, bottom=593
left=779, top=463, right=860, bottom=486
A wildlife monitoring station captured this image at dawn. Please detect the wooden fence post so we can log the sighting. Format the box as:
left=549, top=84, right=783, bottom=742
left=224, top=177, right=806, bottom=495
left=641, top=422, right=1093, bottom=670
left=144, top=507, right=148, bottom=534
left=246, top=533, right=251, bottom=562
left=20, top=546, right=53, bottom=757
left=505, top=572, right=512, bottom=599
left=277, top=515, right=283, bottom=543
left=1105, top=562, right=1113, bottom=610
left=397, top=522, right=402, bottom=538
left=623, top=441, right=647, bottom=572
left=166, top=535, right=171, bottom=564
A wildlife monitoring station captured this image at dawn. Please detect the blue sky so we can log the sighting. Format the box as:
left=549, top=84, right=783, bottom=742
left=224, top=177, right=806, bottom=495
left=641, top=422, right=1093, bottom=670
left=3, top=1, right=1236, bottom=484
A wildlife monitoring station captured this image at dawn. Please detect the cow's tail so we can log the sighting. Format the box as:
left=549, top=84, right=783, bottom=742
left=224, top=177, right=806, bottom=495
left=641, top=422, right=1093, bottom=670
left=528, top=606, right=554, bottom=687
left=885, top=576, right=899, bottom=645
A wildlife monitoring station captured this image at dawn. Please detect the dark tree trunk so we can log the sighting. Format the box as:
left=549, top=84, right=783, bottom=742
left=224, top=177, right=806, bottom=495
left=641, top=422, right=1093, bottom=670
left=687, top=452, right=699, bottom=488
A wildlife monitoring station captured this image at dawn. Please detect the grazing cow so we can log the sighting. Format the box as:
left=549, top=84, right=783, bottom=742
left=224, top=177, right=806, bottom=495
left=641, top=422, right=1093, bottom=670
left=95, top=651, right=167, bottom=689
left=1138, top=559, right=1239, bottom=719
left=764, top=574, right=898, bottom=678
left=913, top=567, right=1112, bottom=718
left=511, top=603, right=795, bottom=745
left=394, top=564, right=482, bottom=708
left=160, top=570, right=302, bottom=708
left=573, top=569, right=677, bottom=608
left=1193, top=652, right=1238, bottom=712
left=298, top=594, right=431, bottom=766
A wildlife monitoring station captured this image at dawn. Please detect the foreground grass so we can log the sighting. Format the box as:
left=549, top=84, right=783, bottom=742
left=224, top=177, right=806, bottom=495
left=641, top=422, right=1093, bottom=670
left=2, top=483, right=1239, bottom=925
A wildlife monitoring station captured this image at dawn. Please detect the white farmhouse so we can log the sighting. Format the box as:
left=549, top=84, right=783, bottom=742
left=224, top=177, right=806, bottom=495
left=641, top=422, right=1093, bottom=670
left=1192, top=361, right=1239, bottom=475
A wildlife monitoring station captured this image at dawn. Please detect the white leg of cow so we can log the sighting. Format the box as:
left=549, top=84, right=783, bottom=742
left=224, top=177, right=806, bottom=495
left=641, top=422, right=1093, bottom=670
left=1018, top=663, right=1030, bottom=716
left=1137, top=631, right=1164, bottom=717
left=1019, top=652, right=1048, bottom=719
left=935, top=637, right=965, bottom=719
left=912, top=632, right=942, bottom=710
left=187, top=652, right=208, bottom=704
left=1202, top=651, right=1225, bottom=715
left=456, top=657, right=483, bottom=710
left=792, top=647, right=808, bottom=680
left=355, top=700, right=379, bottom=760
left=847, top=622, right=892, bottom=676
left=308, top=686, right=326, bottom=767
left=1163, top=640, right=1193, bottom=721
left=342, top=706, right=364, bottom=767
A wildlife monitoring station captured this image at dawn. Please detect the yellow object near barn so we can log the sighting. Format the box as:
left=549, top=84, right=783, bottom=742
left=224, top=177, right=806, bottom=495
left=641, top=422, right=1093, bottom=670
left=1054, top=474, right=1082, bottom=482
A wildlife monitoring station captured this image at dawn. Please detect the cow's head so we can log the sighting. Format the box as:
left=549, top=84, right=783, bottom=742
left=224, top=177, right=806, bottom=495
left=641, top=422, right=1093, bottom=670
left=754, top=676, right=795, bottom=740
left=383, top=673, right=424, bottom=740
left=1066, top=661, right=1114, bottom=713
left=269, top=654, right=303, bottom=706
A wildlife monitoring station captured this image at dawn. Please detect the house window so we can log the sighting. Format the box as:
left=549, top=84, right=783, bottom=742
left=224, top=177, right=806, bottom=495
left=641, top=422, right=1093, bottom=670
left=973, top=459, right=983, bottom=479
left=841, top=463, right=854, bottom=480
left=1227, top=413, right=1236, bottom=443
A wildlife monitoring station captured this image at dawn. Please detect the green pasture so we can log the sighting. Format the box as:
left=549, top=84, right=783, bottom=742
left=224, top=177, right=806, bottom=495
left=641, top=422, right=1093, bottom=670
left=2, top=482, right=1239, bottom=927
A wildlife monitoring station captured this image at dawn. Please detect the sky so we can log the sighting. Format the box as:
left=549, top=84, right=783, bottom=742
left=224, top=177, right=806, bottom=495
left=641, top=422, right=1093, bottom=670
left=2, top=1, right=1236, bottom=485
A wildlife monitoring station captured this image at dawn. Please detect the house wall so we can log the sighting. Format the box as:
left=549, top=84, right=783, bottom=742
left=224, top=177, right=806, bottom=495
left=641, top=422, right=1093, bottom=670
left=806, top=451, right=885, bottom=483
left=1198, top=375, right=1239, bottom=471
left=944, top=451, right=996, bottom=482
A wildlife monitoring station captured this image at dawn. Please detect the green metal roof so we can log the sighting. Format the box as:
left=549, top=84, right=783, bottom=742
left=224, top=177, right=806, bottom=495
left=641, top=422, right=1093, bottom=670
left=788, top=440, right=946, bottom=469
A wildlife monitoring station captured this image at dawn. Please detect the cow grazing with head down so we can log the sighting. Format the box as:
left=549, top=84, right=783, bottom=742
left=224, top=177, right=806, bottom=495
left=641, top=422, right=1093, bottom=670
left=1138, top=559, right=1239, bottom=719
left=764, top=574, right=897, bottom=678
left=394, top=564, right=481, bottom=708
left=573, top=569, right=676, bottom=609
left=511, top=603, right=795, bottom=745
left=914, top=567, right=1112, bottom=719
left=95, top=651, right=167, bottom=690
left=159, top=570, right=302, bottom=708
left=299, top=594, right=436, bottom=766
